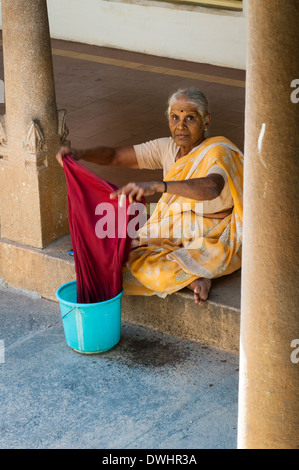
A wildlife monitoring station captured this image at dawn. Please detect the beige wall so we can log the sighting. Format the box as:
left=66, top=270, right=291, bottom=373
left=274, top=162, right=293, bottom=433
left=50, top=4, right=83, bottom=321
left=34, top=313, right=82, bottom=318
left=0, top=0, right=248, bottom=69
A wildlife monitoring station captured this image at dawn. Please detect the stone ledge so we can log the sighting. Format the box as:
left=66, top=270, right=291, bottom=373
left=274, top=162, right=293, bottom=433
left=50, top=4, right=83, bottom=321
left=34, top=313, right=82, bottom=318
left=0, top=236, right=241, bottom=354
left=122, top=291, right=240, bottom=355
left=0, top=236, right=75, bottom=302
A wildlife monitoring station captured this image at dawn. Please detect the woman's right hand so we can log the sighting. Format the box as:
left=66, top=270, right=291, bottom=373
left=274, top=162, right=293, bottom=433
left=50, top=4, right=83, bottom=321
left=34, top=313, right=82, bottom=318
left=56, top=146, right=81, bottom=167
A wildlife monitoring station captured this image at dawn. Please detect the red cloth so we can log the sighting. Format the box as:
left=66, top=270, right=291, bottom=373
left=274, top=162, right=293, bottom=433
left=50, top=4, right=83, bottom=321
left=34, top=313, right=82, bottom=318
left=63, top=155, right=136, bottom=304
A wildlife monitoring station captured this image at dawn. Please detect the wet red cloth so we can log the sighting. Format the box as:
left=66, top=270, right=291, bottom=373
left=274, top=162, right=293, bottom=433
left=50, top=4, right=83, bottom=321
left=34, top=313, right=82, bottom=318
left=63, top=155, right=135, bottom=304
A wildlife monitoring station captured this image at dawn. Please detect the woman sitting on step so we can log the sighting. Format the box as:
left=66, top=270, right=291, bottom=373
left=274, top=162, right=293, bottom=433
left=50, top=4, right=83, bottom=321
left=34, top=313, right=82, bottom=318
left=56, top=87, right=243, bottom=305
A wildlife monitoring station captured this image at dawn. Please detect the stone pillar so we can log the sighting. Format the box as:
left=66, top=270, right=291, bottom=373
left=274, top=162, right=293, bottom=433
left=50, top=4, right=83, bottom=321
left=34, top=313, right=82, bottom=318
left=0, top=0, right=69, bottom=248
left=238, top=0, right=299, bottom=448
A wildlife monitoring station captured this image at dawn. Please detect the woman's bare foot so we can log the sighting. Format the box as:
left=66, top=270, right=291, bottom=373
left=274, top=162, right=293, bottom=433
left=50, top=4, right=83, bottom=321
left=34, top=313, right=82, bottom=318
left=188, top=278, right=212, bottom=305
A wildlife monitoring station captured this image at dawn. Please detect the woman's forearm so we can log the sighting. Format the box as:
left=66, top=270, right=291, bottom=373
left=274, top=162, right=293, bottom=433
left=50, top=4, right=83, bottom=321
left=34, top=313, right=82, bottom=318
left=110, top=174, right=225, bottom=204
left=75, top=145, right=139, bottom=168
left=159, top=175, right=224, bottom=201
left=75, top=147, right=116, bottom=165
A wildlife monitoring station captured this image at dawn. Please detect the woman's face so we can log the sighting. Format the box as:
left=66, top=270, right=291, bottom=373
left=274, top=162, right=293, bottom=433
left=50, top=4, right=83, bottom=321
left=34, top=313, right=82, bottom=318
left=168, top=98, right=209, bottom=155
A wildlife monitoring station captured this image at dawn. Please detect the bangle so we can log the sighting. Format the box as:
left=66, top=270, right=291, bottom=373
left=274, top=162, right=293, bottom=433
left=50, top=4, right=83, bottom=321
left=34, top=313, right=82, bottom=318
left=162, top=181, right=167, bottom=193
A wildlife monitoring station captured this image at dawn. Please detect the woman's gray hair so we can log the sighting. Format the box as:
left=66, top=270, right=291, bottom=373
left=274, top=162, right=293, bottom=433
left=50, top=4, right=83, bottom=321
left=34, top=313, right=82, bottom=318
left=166, top=88, right=209, bottom=120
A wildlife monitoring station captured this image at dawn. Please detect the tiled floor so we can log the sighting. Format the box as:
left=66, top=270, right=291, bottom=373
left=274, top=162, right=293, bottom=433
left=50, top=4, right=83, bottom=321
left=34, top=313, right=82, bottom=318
left=51, top=38, right=245, bottom=201
left=0, top=36, right=246, bottom=202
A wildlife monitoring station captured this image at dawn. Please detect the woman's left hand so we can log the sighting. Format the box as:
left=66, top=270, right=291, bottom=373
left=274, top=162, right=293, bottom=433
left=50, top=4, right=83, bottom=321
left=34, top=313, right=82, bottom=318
left=110, top=181, right=163, bottom=204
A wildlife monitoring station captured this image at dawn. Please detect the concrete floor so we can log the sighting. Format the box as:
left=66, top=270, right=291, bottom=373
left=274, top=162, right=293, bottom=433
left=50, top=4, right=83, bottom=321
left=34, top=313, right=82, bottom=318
left=0, top=282, right=239, bottom=450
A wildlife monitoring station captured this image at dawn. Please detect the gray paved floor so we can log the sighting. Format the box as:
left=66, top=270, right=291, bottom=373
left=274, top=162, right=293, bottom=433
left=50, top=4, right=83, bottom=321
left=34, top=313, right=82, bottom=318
left=0, top=283, right=239, bottom=449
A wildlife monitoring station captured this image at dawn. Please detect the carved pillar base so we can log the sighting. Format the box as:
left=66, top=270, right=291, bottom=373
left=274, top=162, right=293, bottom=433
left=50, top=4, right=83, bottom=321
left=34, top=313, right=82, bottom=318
left=0, top=0, right=69, bottom=248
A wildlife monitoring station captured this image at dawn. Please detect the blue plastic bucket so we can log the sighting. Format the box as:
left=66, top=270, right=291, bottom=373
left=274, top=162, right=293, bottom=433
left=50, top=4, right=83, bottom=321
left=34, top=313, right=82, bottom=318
left=56, top=280, right=122, bottom=354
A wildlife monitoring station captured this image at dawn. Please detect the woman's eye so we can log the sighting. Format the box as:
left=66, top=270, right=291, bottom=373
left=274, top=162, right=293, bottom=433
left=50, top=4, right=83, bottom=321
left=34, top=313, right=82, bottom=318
left=171, top=115, right=178, bottom=121
left=186, top=115, right=194, bottom=121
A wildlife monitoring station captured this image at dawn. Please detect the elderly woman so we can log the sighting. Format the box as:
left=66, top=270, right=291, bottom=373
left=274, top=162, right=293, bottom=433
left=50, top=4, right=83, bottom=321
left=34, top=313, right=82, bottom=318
left=56, top=88, right=243, bottom=305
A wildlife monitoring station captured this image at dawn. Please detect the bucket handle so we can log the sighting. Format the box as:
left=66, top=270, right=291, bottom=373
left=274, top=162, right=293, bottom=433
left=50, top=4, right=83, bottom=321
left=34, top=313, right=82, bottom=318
left=61, top=306, right=79, bottom=319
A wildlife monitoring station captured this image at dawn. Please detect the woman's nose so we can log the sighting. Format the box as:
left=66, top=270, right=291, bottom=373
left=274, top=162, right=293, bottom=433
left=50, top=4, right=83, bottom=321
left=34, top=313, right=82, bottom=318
left=177, top=117, right=187, bottom=128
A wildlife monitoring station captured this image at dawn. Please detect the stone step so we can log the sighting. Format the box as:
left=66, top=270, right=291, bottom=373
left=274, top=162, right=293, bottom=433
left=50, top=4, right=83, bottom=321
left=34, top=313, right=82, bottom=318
left=0, top=235, right=241, bottom=354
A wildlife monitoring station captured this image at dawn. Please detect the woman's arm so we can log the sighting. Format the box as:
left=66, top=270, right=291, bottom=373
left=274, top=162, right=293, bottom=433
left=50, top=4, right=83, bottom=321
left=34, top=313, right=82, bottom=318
left=110, top=173, right=225, bottom=203
left=56, top=145, right=139, bottom=169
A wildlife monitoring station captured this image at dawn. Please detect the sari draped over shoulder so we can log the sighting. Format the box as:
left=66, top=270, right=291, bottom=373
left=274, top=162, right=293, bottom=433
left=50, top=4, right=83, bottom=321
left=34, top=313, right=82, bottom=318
left=123, top=136, right=243, bottom=297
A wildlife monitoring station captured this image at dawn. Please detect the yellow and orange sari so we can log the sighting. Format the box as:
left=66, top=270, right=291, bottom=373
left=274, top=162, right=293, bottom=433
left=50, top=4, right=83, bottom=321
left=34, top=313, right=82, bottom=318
left=123, top=136, right=243, bottom=297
